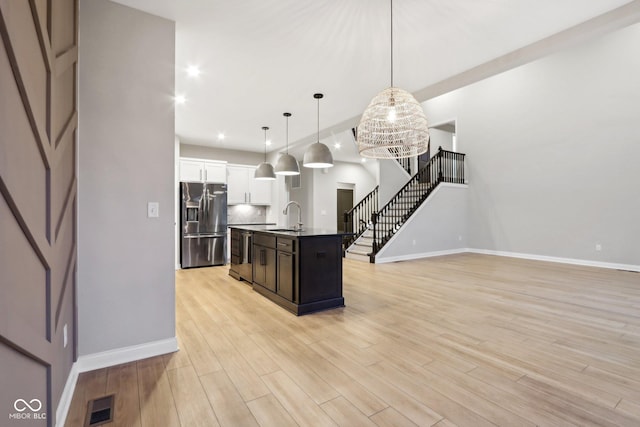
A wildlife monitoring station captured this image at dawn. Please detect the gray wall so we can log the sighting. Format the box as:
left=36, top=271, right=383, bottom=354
left=181, top=142, right=264, bottom=165
left=78, top=0, right=176, bottom=355
left=376, top=184, right=468, bottom=262
left=423, top=23, right=640, bottom=265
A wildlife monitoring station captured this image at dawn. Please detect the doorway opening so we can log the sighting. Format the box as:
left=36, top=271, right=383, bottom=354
left=336, top=188, right=354, bottom=233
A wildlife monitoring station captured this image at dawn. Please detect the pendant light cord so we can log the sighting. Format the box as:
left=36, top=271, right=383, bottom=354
left=263, top=127, right=268, bottom=161
left=286, top=116, right=289, bottom=154
left=317, top=97, right=320, bottom=143
left=390, top=0, right=393, bottom=88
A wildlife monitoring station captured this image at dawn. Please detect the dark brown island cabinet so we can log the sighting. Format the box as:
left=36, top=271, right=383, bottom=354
left=229, top=226, right=345, bottom=315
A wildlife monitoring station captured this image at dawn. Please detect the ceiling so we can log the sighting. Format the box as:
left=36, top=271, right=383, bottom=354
left=110, top=0, right=634, bottom=162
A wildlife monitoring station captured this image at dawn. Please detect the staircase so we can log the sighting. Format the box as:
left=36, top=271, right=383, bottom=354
left=344, top=228, right=373, bottom=262
left=345, top=147, right=466, bottom=263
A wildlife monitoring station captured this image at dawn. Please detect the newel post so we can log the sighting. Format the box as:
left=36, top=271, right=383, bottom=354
left=438, top=146, right=443, bottom=182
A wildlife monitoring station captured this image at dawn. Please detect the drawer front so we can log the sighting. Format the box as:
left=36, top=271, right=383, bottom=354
left=254, top=233, right=276, bottom=248
left=276, top=237, right=295, bottom=253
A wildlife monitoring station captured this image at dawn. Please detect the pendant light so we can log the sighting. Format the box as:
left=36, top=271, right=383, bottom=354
left=357, top=0, right=429, bottom=159
left=274, top=112, right=300, bottom=175
left=255, top=126, right=276, bottom=180
left=303, top=93, right=334, bottom=168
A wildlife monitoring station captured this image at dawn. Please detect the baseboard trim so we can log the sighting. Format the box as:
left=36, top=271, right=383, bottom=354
left=375, top=247, right=640, bottom=272
left=55, top=362, right=80, bottom=427
left=55, top=336, right=178, bottom=427
left=467, top=248, right=640, bottom=272
left=76, top=336, right=178, bottom=373
left=375, top=248, right=467, bottom=264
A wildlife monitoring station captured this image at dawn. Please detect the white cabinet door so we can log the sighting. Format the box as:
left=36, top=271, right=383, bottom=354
left=204, top=162, right=227, bottom=183
left=227, top=165, right=251, bottom=204
left=249, top=178, right=272, bottom=205
left=180, top=159, right=203, bottom=182
left=227, top=165, right=272, bottom=205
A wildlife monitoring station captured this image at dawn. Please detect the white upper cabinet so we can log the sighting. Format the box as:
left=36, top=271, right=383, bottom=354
left=227, top=165, right=272, bottom=205
left=203, top=162, right=227, bottom=183
left=179, top=158, right=227, bottom=183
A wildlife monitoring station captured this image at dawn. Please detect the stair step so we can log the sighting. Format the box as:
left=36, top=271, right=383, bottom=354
left=353, top=244, right=372, bottom=251
left=345, top=251, right=370, bottom=262
left=346, top=247, right=370, bottom=256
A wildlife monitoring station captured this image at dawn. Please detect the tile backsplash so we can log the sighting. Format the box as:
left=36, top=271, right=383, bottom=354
left=228, top=205, right=267, bottom=224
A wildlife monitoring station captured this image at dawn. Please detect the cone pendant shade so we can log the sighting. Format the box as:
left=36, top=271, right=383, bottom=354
left=254, top=162, right=276, bottom=180
left=275, top=112, right=300, bottom=176
left=255, top=126, right=276, bottom=180
left=304, top=93, right=334, bottom=168
left=274, top=153, right=300, bottom=175
left=303, top=142, right=333, bottom=168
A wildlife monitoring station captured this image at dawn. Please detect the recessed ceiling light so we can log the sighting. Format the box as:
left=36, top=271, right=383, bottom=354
left=218, top=133, right=225, bottom=140
left=186, top=65, right=200, bottom=77
left=334, top=142, right=341, bottom=149
left=174, top=94, right=186, bottom=104
left=265, top=139, right=272, bottom=146
left=361, top=158, right=367, bottom=163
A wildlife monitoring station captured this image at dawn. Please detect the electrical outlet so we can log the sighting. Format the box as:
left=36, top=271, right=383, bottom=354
left=63, top=324, right=68, bottom=348
left=458, top=235, right=463, bottom=241
left=147, top=202, right=159, bottom=218
left=412, top=239, right=416, bottom=246
left=595, top=243, right=602, bottom=251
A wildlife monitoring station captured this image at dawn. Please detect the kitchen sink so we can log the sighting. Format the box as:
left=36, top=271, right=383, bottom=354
left=267, top=228, right=303, bottom=232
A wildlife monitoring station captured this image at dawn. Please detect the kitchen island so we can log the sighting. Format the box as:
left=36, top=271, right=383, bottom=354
left=229, top=225, right=345, bottom=315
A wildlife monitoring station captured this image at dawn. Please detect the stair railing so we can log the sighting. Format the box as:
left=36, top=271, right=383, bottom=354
left=343, top=185, right=378, bottom=248
left=370, top=147, right=466, bottom=261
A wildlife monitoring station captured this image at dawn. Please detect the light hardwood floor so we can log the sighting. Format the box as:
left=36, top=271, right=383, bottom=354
left=65, top=254, right=640, bottom=426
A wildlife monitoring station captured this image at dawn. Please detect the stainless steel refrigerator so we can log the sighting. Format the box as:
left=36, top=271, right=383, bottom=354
left=180, top=182, right=227, bottom=268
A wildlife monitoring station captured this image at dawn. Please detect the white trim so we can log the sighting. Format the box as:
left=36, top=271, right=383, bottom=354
left=376, top=245, right=640, bottom=272
left=75, top=337, right=178, bottom=373
left=467, top=248, right=640, bottom=272
left=55, top=337, right=178, bottom=427
left=55, top=362, right=80, bottom=427
left=375, top=248, right=467, bottom=264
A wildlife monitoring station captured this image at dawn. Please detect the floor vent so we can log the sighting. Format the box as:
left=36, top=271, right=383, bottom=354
left=84, top=394, right=115, bottom=427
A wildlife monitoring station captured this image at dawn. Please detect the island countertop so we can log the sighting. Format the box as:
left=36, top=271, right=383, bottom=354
left=228, top=224, right=351, bottom=238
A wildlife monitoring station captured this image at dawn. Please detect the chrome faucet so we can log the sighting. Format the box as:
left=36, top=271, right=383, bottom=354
left=283, top=201, right=303, bottom=231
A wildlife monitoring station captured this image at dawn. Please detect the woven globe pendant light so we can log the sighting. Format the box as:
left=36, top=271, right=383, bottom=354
left=274, top=112, right=300, bottom=176
left=357, top=0, right=429, bottom=159
left=255, top=126, right=276, bottom=180
left=303, top=93, right=334, bottom=168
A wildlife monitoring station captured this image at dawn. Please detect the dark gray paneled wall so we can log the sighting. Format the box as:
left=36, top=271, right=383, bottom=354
left=0, top=0, right=78, bottom=425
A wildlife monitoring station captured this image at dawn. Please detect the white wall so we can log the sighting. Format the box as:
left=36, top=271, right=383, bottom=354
left=376, top=184, right=468, bottom=263
left=378, top=159, right=410, bottom=206
left=78, top=0, right=176, bottom=355
left=311, top=162, right=377, bottom=229
left=429, top=128, right=454, bottom=152
left=423, top=23, right=640, bottom=266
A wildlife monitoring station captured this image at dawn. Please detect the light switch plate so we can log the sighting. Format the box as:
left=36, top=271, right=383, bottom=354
left=148, top=202, right=159, bottom=218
